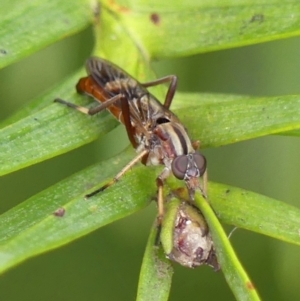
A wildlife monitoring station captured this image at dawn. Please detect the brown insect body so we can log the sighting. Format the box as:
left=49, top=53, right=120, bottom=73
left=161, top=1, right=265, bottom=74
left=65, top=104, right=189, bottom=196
left=76, top=58, right=181, bottom=154
left=76, top=58, right=200, bottom=172
left=55, top=57, right=207, bottom=220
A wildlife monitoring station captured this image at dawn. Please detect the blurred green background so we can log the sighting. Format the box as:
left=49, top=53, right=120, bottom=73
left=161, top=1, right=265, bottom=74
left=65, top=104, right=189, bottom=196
left=1, top=26, right=300, bottom=300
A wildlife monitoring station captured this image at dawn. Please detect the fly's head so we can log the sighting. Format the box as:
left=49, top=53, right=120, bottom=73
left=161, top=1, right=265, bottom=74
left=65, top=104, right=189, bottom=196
left=171, top=152, right=207, bottom=198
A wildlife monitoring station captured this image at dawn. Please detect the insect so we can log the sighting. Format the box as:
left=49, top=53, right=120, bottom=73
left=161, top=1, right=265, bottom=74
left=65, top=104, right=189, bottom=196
left=55, top=57, right=207, bottom=223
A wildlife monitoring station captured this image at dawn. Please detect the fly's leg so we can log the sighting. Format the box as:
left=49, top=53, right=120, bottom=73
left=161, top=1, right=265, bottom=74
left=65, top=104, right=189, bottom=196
left=154, top=168, right=171, bottom=245
left=201, top=169, right=208, bottom=199
left=55, top=92, right=147, bottom=198
left=119, top=92, right=138, bottom=148
left=192, top=140, right=200, bottom=150
left=54, top=94, right=122, bottom=116
left=55, top=93, right=138, bottom=148
left=141, top=75, right=177, bottom=109
left=86, top=149, right=148, bottom=198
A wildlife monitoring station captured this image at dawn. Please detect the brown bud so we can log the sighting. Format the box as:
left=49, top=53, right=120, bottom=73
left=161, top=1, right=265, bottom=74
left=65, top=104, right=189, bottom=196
left=161, top=197, right=219, bottom=270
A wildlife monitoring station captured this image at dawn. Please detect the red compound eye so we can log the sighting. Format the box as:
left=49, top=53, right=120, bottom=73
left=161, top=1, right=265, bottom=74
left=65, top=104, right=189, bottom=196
left=194, top=153, right=206, bottom=175
left=172, top=155, right=188, bottom=180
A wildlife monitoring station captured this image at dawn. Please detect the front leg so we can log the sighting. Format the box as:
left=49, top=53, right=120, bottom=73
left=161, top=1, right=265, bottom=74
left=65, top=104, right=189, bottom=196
left=156, top=167, right=172, bottom=226
left=86, top=149, right=148, bottom=198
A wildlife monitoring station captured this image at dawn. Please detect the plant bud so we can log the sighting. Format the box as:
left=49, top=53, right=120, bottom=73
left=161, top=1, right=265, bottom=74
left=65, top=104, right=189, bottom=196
left=160, top=197, right=219, bottom=270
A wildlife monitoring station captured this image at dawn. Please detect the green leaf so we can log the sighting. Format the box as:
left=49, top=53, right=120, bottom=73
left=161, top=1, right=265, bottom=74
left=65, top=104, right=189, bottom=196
left=2, top=90, right=300, bottom=176
left=0, top=70, right=84, bottom=127
left=1, top=149, right=300, bottom=276
left=136, top=222, right=173, bottom=301
left=0, top=0, right=92, bottom=68
left=0, top=148, right=157, bottom=274
left=194, top=191, right=261, bottom=301
left=105, top=0, right=300, bottom=58
left=278, top=128, right=300, bottom=137
left=176, top=93, right=300, bottom=148
left=0, top=71, right=119, bottom=176
left=208, top=182, right=300, bottom=246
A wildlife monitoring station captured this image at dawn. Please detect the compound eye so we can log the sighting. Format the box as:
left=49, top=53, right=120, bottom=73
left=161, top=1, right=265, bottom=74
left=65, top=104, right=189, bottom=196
left=194, top=153, right=206, bottom=175
left=172, top=155, right=188, bottom=180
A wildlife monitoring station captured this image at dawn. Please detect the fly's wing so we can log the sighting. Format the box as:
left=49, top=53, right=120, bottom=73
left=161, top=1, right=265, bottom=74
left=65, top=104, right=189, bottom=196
left=86, top=57, right=143, bottom=97
left=86, top=57, right=150, bottom=137
left=87, top=57, right=130, bottom=83
left=85, top=57, right=180, bottom=124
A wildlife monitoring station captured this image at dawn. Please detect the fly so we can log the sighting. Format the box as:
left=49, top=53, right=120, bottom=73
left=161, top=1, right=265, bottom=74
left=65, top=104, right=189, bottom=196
left=55, top=57, right=207, bottom=223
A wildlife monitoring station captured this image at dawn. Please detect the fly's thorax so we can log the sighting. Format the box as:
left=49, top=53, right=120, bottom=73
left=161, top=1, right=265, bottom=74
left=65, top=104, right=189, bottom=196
left=147, top=95, right=180, bottom=124
left=145, top=146, right=164, bottom=166
left=153, top=122, right=195, bottom=158
left=137, top=94, right=169, bottom=126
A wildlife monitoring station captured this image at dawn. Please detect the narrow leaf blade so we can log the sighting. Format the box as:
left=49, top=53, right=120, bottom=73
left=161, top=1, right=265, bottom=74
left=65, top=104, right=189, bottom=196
left=136, top=222, right=173, bottom=301
left=194, top=191, right=261, bottom=301
left=108, top=0, right=300, bottom=57
left=0, top=0, right=92, bottom=68
left=0, top=148, right=157, bottom=274
left=208, top=182, right=300, bottom=246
